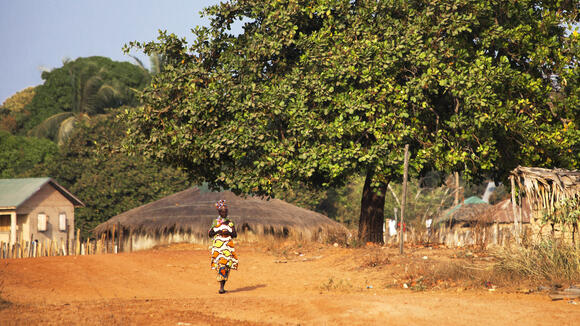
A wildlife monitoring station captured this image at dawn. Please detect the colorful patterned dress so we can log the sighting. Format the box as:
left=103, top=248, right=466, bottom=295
left=209, top=218, right=238, bottom=281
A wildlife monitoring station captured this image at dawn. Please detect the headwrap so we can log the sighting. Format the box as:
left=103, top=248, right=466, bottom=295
left=215, top=199, right=227, bottom=211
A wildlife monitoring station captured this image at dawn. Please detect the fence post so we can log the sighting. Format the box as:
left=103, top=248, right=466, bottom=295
left=399, top=144, right=410, bottom=255
left=75, top=229, right=81, bottom=255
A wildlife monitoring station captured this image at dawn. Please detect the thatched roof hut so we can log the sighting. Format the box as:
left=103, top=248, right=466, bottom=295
left=511, top=166, right=580, bottom=214
left=476, top=198, right=531, bottom=224
left=510, top=166, right=579, bottom=242
left=435, top=196, right=491, bottom=227
left=94, top=187, right=347, bottom=250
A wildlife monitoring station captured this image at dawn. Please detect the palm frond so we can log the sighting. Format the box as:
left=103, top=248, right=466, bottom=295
left=129, top=55, right=147, bottom=72
left=27, top=112, right=74, bottom=140
left=57, top=115, right=80, bottom=146
left=150, top=53, right=167, bottom=75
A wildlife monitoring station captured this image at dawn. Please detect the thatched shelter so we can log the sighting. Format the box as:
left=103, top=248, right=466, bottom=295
left=94, top=187, right=347, bottom=251
left=435, top=196, right=491, bottom=228
left=510, top=166, right=580, bottom=241
left=477, top=198, right=531, bottom=224
left=432, top=196, right=493, bottom=247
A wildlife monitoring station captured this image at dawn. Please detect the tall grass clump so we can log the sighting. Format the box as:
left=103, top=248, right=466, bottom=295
left=493, top=240, right=580, bottom=284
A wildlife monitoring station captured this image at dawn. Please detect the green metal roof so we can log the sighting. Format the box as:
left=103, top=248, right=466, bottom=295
left=443, top=196, right=488, bottom=217
left=463, top=196, right=488, bottom=205
left=0, top=178, right=84, bottom=209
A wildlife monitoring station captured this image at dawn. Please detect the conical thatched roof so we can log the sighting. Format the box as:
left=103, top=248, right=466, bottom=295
left=94, top=187, right=346, bottom=240
left=435, top=196, right=491, bottom=226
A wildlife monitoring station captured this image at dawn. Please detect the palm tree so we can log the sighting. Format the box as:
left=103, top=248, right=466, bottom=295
left=28, top=60, right=121, bottom=146
left=130, top=53, right=167, bottom=75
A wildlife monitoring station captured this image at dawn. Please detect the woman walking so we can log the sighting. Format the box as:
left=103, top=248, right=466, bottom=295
left=208, top=200, right=238, bottom=294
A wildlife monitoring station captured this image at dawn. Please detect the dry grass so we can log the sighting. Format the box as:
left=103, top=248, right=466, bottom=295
left=492, top=240, right=580, bottom=286
left=359, top=248, right=391, bottom=268
left=319, top=277, right=357, bottom=292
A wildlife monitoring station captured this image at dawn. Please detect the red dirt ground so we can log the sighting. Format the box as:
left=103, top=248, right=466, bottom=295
left=0, top=242, right=578, bottom=325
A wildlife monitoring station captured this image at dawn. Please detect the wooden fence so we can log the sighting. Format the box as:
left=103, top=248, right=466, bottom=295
left=1, top=224, right=127, bottom=259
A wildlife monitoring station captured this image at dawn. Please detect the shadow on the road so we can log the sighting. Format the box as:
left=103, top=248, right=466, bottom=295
left=228, top=284, right=267, bottom=293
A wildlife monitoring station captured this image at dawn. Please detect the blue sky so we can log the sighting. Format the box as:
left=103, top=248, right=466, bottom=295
left=0, top=0, right=226, bottom=104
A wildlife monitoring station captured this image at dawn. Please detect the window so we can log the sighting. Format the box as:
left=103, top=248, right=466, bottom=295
left=38, top=213, right=47, bottom=232
left=0, top=215, right=9, bottom=232
left=59, top=213, right=67, bottom=231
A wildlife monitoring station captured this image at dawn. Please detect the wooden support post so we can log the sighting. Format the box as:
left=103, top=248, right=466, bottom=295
left=510, top=176, right=520, bottom=243
left=9, top=212, right=16, bottom=246
left=66, top=224, right=70, bottom=255
left=129, top=229, right=133, bottom=253
left=111, top=224, right=116, bottom=254
left=118, top=222, right=123, bottom=253
left=399, top=144, right=410, bottom=255
left=454, top=172, right=460, bottom=206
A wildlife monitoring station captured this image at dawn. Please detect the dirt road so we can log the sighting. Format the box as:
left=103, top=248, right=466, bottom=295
left=1, top=242, right=578, bottom=325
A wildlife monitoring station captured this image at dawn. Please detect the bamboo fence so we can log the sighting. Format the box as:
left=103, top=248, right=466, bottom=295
left=1, top=223, right=127, bottom=259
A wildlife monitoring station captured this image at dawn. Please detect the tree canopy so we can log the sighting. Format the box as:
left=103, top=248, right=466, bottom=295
left=27, top=114, right=192, bottom=237
left=21, top=56, right=150, bottom=140
left=0, top=130, right=58, bottom=178
left=123, top=0, right=579, bottom=242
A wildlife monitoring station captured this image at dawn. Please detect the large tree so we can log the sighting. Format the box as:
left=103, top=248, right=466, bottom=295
left=23, top=56, right=149, bottom=144
left=123, top=0, right=579, bottom=243
left=0, top=87, right=36, bottom=133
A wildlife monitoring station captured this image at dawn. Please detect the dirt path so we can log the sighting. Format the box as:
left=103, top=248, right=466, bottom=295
left=1, top=243, right=578, bottom=325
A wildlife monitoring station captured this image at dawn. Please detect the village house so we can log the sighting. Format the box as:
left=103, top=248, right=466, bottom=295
left=94, top=187, right=347, bottom=251
left=0, top=178, right=84, bottom=245
left=510, top=166, right=579, bottom=242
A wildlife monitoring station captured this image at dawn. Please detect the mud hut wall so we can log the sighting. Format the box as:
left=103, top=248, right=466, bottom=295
left=119, top=222, right=347, bottom=252
left=433, top=224, right=527, bottom=247
left=126, top=231, right=206, bottom=251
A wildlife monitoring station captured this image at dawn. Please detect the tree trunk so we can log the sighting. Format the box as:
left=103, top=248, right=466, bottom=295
left=358, top=169, right=387, bottom=244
